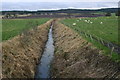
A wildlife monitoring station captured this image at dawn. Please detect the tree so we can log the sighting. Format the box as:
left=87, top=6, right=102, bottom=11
left=116, top=11, right=120, bottom=16
left=105, top=12, right=111, bottom=16
left=5, top=13, right=11, bottom=18
left=13, top=14, right=17, bottom=18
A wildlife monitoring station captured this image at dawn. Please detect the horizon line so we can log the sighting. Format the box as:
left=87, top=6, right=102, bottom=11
left=1, top=7, right=119, bottom=11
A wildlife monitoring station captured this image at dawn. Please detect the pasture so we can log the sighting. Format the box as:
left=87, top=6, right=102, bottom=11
left=61, top=16, right=120, bottom=61
left=2, top=18, right=50, bottom=41
left=62, top=16, right=119, bottom=45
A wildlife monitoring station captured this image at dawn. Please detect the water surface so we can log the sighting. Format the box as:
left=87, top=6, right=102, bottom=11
left=35, top=26, right=54, bottom=78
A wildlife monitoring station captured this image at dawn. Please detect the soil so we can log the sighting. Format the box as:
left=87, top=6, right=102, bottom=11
left=1, top=19, right=53, bottom=78
left=51, top=20, right=120, bottom=78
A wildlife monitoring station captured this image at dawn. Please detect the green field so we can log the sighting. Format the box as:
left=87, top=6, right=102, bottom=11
left=61, top=16, right=120, bottom=62
left=2, top=18, right=50, bottom=41
left=61, top=16, right=119, bottom=45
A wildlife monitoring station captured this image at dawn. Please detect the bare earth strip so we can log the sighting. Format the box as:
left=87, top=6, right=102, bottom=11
left=51, top=20, right=120, bottom=78
left=1, top=19, right=53, bottom=78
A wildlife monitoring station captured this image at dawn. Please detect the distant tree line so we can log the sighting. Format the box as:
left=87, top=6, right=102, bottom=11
left=105, top=11, right=120, bottom=16
left=4, top=13, right=18, bottom=18
left=2, top=8, right=120, bottom=18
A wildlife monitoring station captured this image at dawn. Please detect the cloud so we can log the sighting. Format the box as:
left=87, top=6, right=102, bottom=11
left=2, top=2, right=118, bottom=11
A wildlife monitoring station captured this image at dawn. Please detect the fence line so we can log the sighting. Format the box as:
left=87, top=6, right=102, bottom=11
left=73, top=27, right=120, bottom=54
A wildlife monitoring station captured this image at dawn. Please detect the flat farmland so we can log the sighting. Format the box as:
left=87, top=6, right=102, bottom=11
left=62, top=16, right=119, bottom=45
left=2, top=18, right=50, bottom=41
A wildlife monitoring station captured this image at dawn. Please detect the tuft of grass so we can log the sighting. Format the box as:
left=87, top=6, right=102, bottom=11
left=63, top=52, right=69, bottom=60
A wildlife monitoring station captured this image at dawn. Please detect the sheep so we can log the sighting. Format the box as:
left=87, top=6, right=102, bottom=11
left=73, top=23, right=76, bottom=26
left=90, top=22, right=93, bottom=24
left=88, top=20, right=90, bottom=22
left=84, top=20, right=88, bottom=22
left=100, top=22, right=103, bottom=24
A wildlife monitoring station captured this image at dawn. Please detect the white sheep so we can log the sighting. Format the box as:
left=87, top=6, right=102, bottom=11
left=84, top=20, right=87, bottom=22
left=100, top=22, right=103, bottom=24
left=88, top=20, right=90, bottom=22
left=73, top=23, right=76, bottom=26
left=90, top=22, right=93, bottom=24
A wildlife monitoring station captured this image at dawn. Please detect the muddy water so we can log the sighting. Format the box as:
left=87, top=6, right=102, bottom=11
left=35, top=26, right=54, bottom=78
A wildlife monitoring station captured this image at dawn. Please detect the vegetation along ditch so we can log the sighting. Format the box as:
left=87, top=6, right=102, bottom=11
left=51, top=20, right=120, bottom=78
left=1, top=19, right=52, bottom=78
left=61, top=17, right=120, bottom=62
left=1, top=18, right=120, bottom=78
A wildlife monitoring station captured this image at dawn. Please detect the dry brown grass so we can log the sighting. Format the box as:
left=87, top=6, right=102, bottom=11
left=51, top=20, right=120, bottom=78
left=1, top=19, right=53, bottom=78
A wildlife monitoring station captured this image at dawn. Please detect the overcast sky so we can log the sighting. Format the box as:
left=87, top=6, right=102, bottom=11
left=1, top=0, right=120, bottom=11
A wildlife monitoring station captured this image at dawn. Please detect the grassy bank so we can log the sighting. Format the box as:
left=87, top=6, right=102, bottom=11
left=51, top=21, right=120, bottom=78
left=2, top=18, right=50, bottom=41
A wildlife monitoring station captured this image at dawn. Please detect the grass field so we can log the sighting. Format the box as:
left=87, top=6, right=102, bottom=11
left=61, top=16, right=120, bottom=62
left=2, top=18, right=50, bottom=41
left=62, top=16, right=119, bottom=45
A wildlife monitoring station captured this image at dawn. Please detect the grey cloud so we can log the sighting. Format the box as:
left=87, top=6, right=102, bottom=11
left=2, top=2, right=118, bottom=11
